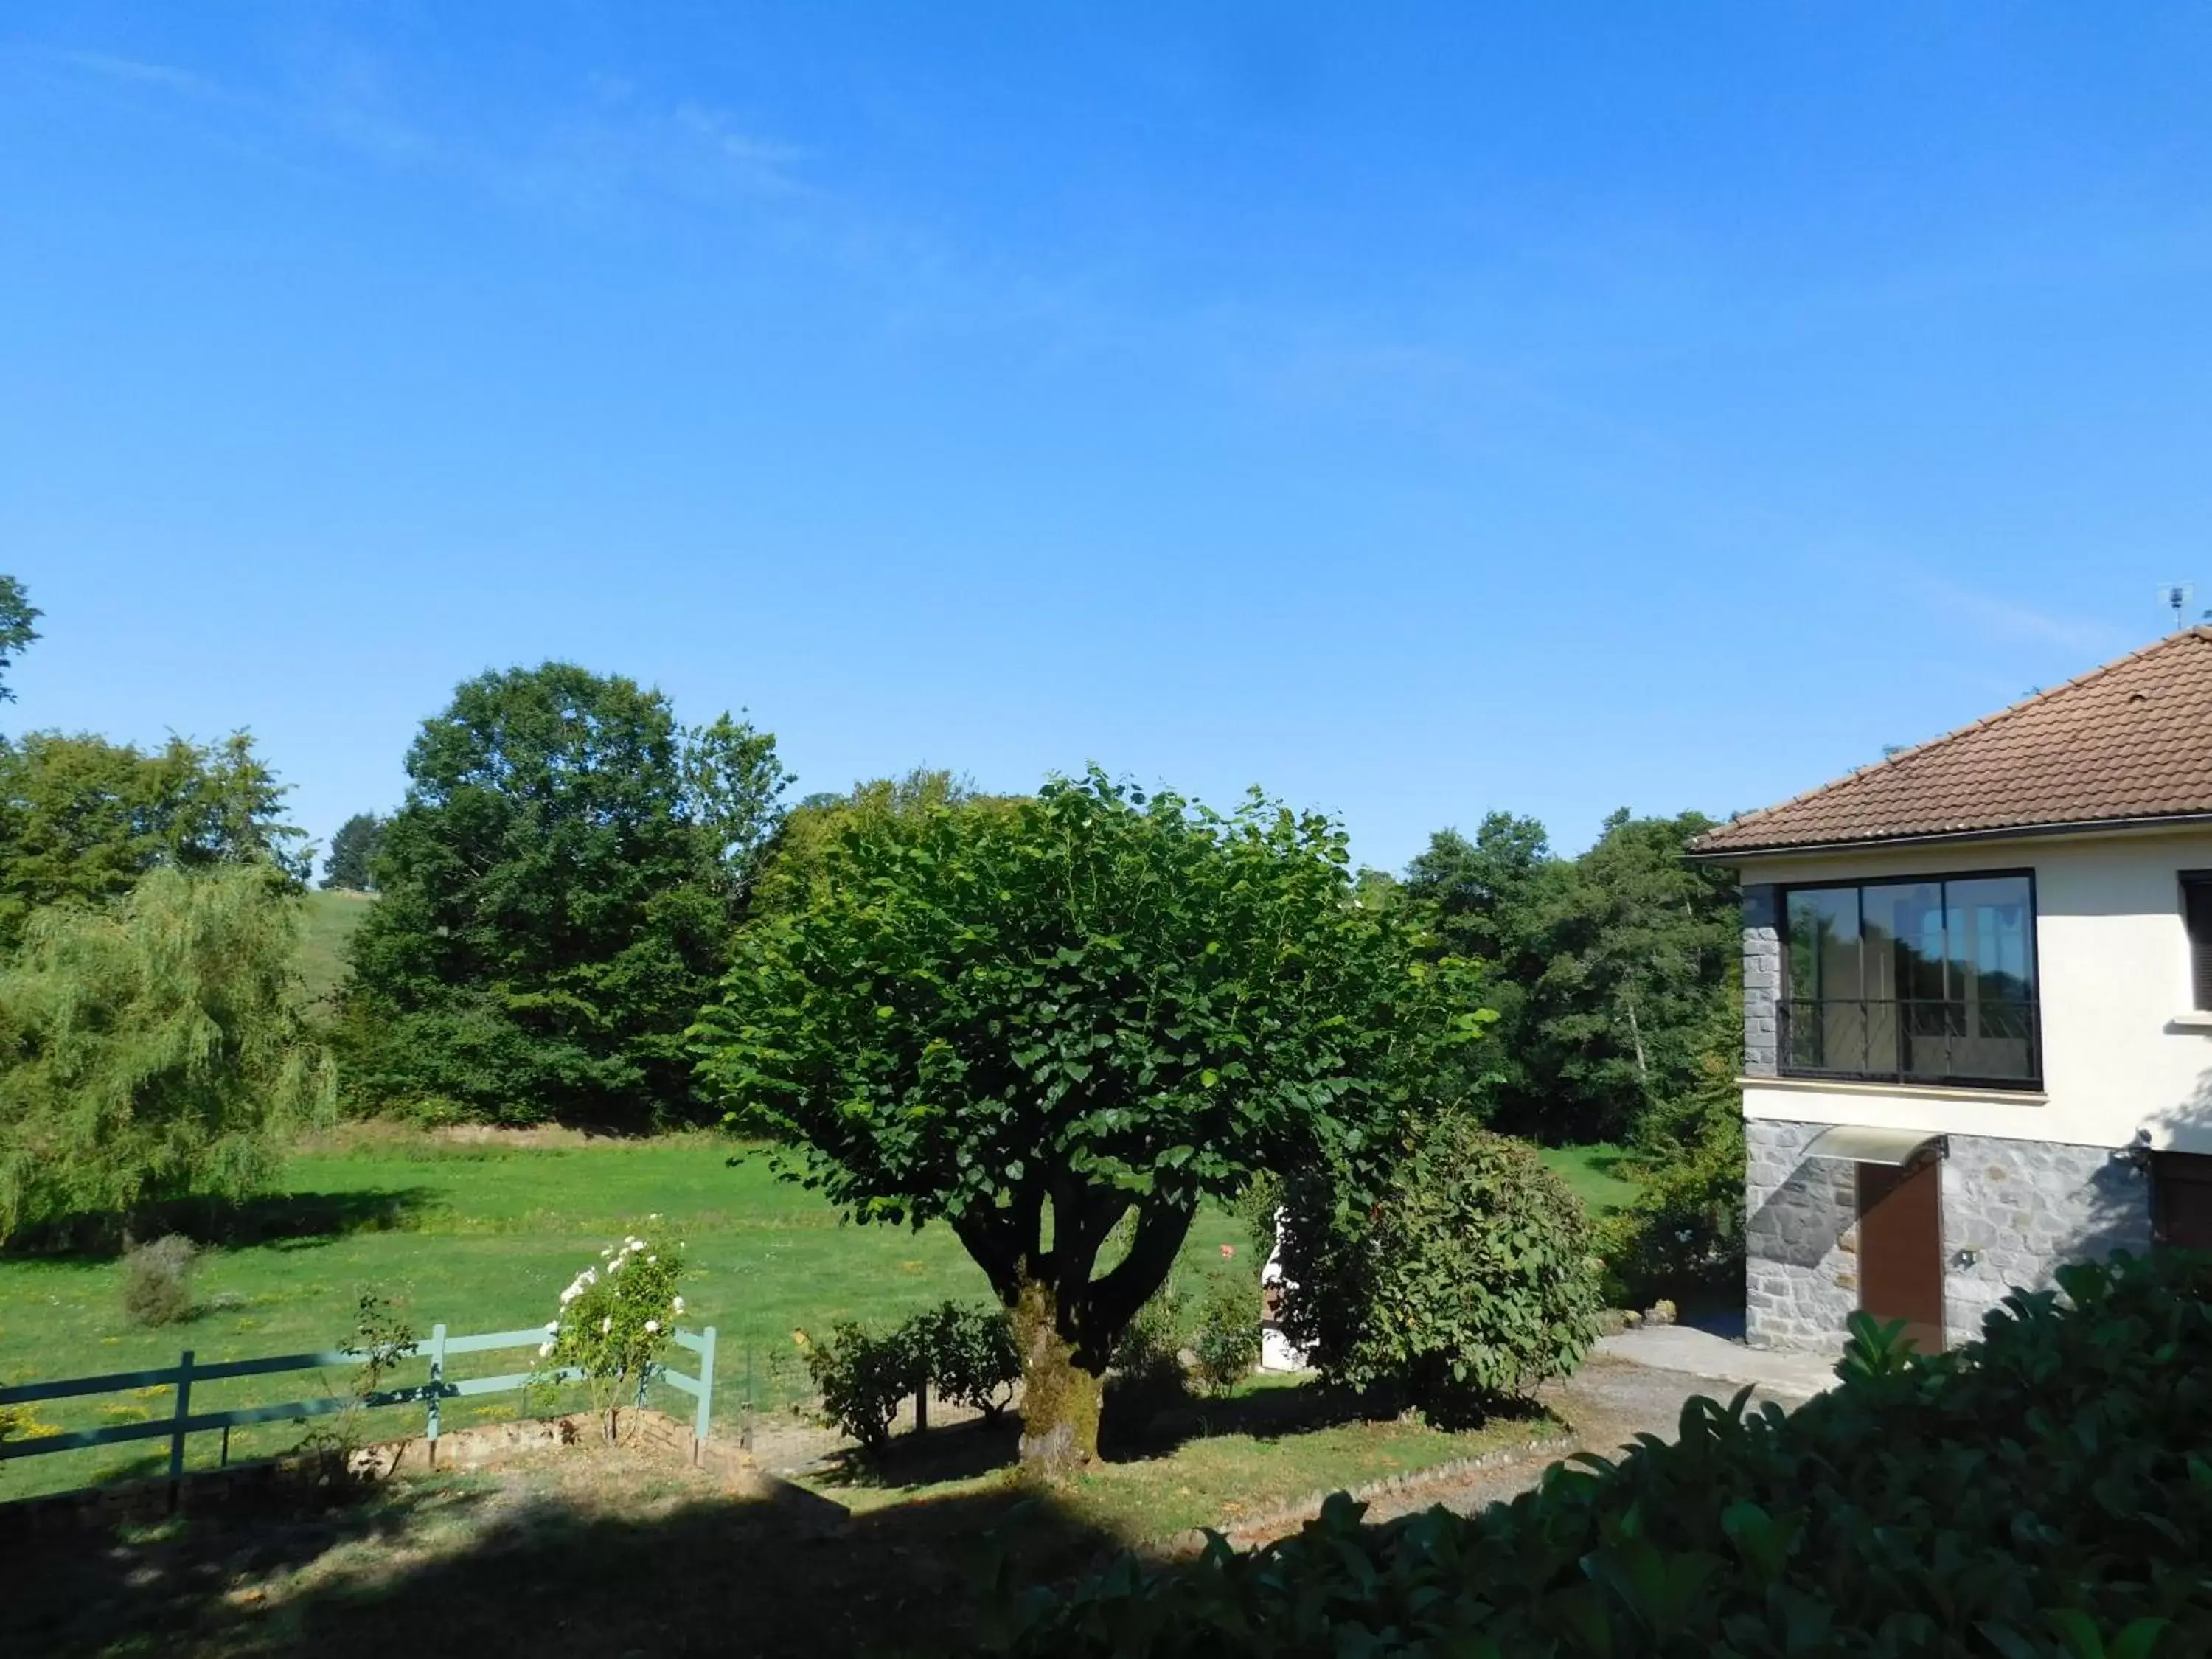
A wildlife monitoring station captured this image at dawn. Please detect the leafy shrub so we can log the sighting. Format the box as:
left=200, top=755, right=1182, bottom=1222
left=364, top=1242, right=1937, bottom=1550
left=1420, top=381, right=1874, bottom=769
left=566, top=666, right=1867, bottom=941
left=1228, top=1172, right=1284, bottom=1260
left=800, top=1319, right=911, bottom=1450
left=984, top=1249, right=2212, bottom=1657
left=299, top=1289, right=418, bottom=1464
left=119, top=1234, right=197, bottom=1326
left=1189, top=1275, right=1260, bottom=1394
left=917, top=1301, right=1020, bottom=1422
left=540, top=1229, right=686, bottom=1442
left=1105, top=1278, right=1190, bottom=1427
left=1281, top=1113, right=1601, bottom=1423
left=801, top=1301, right=1020, bottom=1449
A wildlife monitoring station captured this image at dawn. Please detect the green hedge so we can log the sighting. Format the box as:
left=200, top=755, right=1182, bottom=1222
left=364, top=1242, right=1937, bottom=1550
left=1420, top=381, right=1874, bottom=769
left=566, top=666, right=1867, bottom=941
left=983, top=1250, right=2212, bottom=1657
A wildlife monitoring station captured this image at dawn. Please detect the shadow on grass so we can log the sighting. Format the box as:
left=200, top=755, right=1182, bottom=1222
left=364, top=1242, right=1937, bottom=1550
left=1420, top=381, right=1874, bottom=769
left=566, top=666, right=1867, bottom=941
left=2, top=1187, right=443, bottom=1260
left=813, top=1377, right=1509, bottom=1494
left=1, top=1462, right=1116, bottom=1659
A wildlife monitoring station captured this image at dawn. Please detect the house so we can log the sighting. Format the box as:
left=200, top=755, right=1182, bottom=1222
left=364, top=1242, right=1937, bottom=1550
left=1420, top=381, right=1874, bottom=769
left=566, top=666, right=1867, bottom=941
left=1692, top=627, right=2212, bottom=1352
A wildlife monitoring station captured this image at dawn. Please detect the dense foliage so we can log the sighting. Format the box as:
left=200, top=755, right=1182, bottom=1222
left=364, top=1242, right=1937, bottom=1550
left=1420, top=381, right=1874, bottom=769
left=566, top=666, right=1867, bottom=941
left=0, top=730, right=308, bottom=950
left=1281, top=1113, right=1602, bottom=1422
left=987, top=1249, right=2212, bottom=1658
left=799, top=1300, right=1022, bottom=1449
left=695, top=768, right=1484, bottom=1470
left=321, top=811, right=387, bottom=891
left=1601, top=987, right=1748, bottom=1304
left=338, top=664, right=790, bottom=1128
left=1404, top=809, right=1736, bottom=1145
left=0, top=866, right=333, bottom=1243
left=0, top=574, right=36, bottom=709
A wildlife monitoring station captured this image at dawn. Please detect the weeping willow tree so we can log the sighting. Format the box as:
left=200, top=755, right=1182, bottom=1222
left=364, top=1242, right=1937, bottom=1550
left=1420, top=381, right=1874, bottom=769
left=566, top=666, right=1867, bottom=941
left=0, top=865, right=333, bottom=1244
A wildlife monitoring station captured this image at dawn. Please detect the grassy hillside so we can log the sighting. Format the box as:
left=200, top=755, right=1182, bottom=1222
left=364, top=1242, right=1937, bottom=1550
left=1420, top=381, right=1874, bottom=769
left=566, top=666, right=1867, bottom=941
left=295, top=887, right=374, bottom=1014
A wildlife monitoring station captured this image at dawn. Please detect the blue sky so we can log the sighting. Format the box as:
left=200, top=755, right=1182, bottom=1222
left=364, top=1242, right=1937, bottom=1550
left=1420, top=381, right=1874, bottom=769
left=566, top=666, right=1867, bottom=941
left=4, top=5, right=2211, bottom=872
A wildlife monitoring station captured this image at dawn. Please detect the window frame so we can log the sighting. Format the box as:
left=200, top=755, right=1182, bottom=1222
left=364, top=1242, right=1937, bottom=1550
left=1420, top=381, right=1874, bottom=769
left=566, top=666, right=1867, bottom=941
left=2178, top=870, right=2212, bottom=1012
left=1777, top=866, right=2042, bottom=1091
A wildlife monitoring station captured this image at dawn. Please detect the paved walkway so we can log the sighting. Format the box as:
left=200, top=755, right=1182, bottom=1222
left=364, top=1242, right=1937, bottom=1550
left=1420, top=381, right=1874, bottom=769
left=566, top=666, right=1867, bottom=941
left=1593, top=1323, right=1840, bottom=1398
left=1273, top=1330, right=1840, bottom=1538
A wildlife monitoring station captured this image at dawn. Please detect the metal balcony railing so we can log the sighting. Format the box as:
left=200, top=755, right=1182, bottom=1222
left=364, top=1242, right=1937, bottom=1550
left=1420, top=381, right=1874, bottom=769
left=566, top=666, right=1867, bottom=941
left=1778, top=996, right=2040, bottom=1089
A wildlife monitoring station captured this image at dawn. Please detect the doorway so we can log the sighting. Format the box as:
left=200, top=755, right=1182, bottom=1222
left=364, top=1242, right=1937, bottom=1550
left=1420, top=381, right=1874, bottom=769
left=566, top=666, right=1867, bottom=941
left=1856, top=1155, right=1944, bottom=1351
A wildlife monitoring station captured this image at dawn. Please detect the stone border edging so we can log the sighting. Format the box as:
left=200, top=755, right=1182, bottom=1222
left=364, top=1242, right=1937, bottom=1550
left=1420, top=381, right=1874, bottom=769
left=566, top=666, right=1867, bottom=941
left=1162, top=1430, right=1580, bottom=1555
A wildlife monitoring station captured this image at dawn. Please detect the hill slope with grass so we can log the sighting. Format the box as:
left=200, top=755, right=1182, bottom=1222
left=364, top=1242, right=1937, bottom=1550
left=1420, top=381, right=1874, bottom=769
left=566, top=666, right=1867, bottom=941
left=295, top=888, right=374, bottom=1015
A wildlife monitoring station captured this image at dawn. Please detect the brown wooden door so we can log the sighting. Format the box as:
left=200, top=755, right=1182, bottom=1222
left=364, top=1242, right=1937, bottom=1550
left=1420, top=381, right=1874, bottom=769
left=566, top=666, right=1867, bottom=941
left=2154, top=1152, right=2212, bottom=1249
left=1857, top=1158, right=1944, bottom=1352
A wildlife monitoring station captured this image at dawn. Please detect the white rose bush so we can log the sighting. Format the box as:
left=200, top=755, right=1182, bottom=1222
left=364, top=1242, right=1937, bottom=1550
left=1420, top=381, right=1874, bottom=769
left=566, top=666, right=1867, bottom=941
left=535, top=1223, right=688, bottom=1444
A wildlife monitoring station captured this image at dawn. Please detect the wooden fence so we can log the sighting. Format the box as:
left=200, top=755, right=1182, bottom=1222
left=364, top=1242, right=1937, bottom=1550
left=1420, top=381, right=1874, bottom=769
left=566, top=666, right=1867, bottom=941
left=0, top=1323, right=717, bottom=1495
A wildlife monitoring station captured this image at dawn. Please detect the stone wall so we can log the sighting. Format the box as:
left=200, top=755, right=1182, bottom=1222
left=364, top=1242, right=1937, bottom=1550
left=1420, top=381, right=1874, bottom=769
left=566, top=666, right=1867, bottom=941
left=1744, top=1118, right=1858, bottom=1351
left=1741, top=885, right=1780, bottom=1077
left=1940, top=1134, right=2152, bottom=1346
left=1747, top=1119, right=2156, bottom=1352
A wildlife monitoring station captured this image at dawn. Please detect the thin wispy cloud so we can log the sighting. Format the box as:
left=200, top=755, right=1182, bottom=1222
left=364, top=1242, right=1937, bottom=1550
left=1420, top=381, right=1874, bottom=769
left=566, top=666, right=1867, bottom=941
left=24, top=46, right=214, bottom=97
left=670, top=105, right=807, bottom=197
left=1911, top=572, right=2129, bottom=657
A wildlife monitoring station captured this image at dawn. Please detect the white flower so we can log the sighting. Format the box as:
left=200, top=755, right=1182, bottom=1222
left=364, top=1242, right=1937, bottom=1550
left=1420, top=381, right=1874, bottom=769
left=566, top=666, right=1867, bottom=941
left=672, top=1296, right=684, bottom=1314
left=601, top=1315, right=613, bottom=1334
left=559, top=1286, right=580, bottom=1305
left=647, top=1254, right=657, bottom=1263
left=644, top=1320, right=659, bottom=1335
left=538, top=1341, right=553, bottom=1357
left=546, top=1321, right=560, bottom=1335
left=601, top=1247, right=613, bottom=1259
left=647, top=1212, right=661, bottom=1220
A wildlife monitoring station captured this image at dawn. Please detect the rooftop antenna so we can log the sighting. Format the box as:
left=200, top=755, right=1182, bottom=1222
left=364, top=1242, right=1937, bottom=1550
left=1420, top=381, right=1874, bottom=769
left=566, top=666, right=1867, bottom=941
left=2157, top=582, right=2195, bottom=633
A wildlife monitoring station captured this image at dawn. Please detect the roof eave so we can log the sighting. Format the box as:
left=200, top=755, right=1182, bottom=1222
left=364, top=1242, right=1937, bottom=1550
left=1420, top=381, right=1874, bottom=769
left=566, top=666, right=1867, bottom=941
left=1687, top=810, right=2212, bottom=863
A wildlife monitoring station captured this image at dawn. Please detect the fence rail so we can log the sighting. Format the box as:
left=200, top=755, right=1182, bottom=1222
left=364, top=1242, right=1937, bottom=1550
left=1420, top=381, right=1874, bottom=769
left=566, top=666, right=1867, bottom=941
left=0, top=1324, right=717, bottom=1493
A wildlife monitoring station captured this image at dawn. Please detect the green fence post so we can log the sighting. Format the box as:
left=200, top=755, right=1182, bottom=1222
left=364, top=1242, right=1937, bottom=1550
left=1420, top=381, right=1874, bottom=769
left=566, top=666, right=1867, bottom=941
left=426, top=1323, right=447, bottom=1468
left=693, top=1327, right=716, bottom=1447
left=167, top=1349, right=195, bottom=1511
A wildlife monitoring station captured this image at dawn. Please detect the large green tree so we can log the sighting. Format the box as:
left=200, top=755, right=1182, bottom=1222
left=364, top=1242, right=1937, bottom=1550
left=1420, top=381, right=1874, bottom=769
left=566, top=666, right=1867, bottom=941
left=693, top=770, right=1483, bottom=1472
left=0, top=865, right=333, bottom=1244
left=0, top=575, right=38, bottom=709
left=321, top=812, right=388, bottom=891
left=0, top=731, right=308, bottom=951
left=340, top=663, right=790, bottom=1127
left=1404, top=808, right=1734, bottom=1143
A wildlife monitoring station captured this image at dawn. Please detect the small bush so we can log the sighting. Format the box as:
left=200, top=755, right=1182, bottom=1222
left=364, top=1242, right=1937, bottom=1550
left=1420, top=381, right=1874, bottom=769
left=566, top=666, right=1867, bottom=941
left=801, top=1301, right=1020, bottom=1449
left=1189, top=1275, right=1260, bottom=1394
left=917, top=1301, right=1020, bottom=1422
left=120, top=1234, right=197, bottom=1326
left=1281, top=1113, right=1601, bottom=1424
left=984, top=1249, right=2212, bottom=1657
left=800, top=1320, right=909, bottom=1450
left=540, top=1231, right=687, bottom=1443
left=1105, top=1278, right=1189, bottom=1427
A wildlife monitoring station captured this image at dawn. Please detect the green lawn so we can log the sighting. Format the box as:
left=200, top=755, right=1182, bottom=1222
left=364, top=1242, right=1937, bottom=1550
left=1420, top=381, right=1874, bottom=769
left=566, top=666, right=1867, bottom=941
left=1, top=1127, right=1629, bottom=1503
left=0, top=1130, right=1261, bottom=1498
left=1537, top=1142, right=1643, bottom=1214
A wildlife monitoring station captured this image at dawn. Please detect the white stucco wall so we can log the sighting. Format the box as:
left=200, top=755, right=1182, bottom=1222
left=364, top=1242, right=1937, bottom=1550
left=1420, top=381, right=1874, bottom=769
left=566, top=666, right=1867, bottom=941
left=1736, top=828, right=2212, bottom=1155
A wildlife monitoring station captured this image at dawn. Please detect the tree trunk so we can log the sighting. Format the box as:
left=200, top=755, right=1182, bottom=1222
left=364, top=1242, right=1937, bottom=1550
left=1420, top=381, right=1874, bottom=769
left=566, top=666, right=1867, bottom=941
left=1011, top=1276, right=1101, bottom=1478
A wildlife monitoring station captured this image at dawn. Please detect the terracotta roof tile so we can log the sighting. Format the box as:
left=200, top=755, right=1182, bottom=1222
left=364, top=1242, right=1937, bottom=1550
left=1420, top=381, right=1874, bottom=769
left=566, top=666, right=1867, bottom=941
left=1694, top=628, right=2212, bottom=855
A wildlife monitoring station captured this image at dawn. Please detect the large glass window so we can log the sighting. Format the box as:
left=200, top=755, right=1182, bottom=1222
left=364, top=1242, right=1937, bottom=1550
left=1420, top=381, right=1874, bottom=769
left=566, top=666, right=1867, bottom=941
left=1782, top=872, right=2038, bottom=1087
